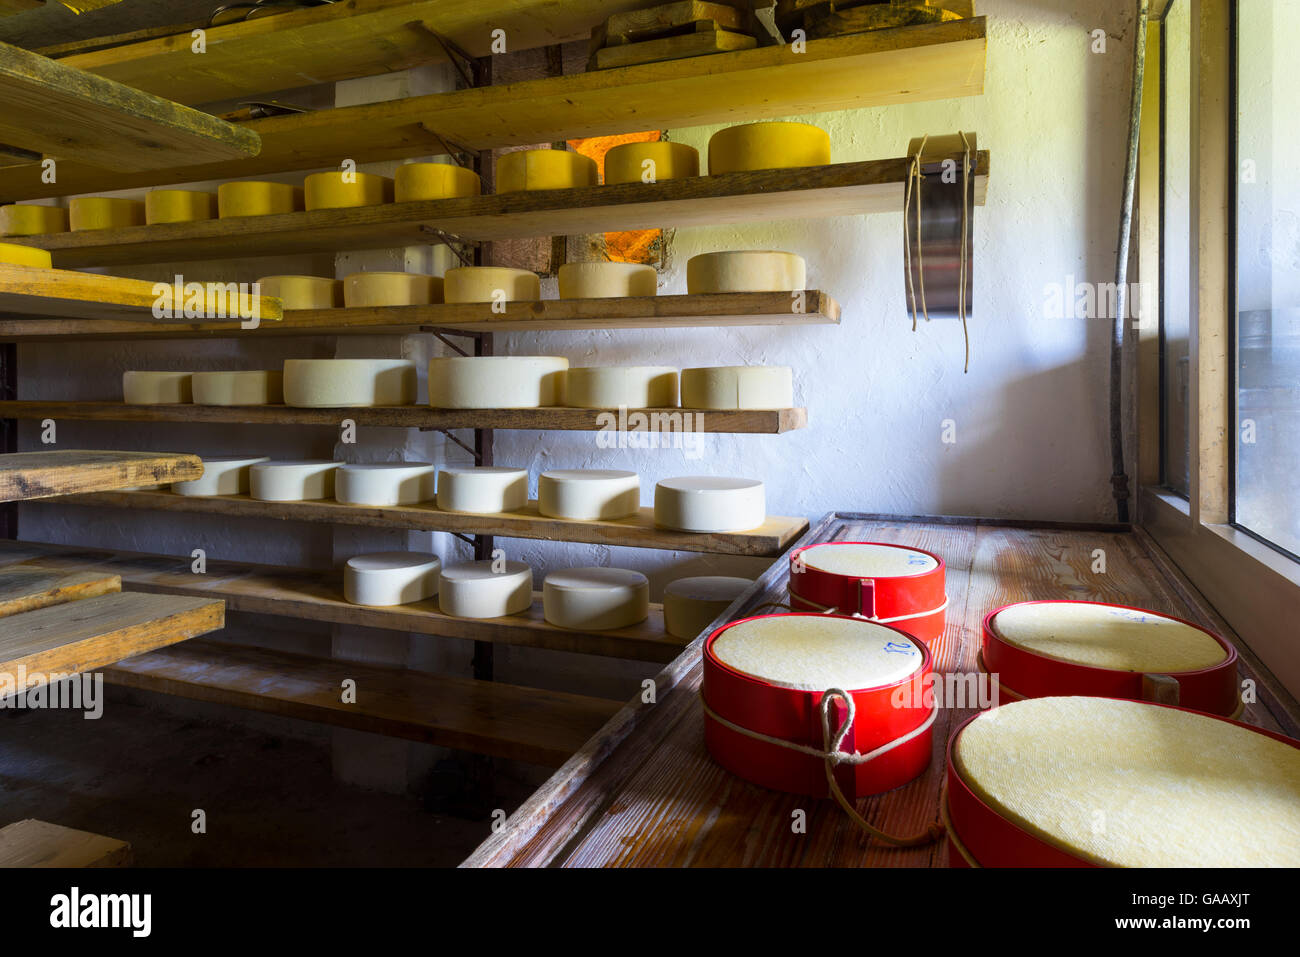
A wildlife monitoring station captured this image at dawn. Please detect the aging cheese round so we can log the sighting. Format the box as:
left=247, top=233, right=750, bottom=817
left=335, top=462, right=436, bottom=506
left=803, top=542, right=939, bottom=578
left=442, top=266, right=540, bottom=304
left=563, top=366, right=678, bottom=409
left=436, top=466, right=528, bottom=514
left=123, top=371, right=191, bottom=404
left=172, top=455, right=270, bottom=497
left=344, top=552, right=441, bottom=607
left=497, top=149, right=598, bottom=193
left=394, top=162, right=482, bottom=202
left=686, top=251, right=806, bottom=294
left=69, top=197, right=145, bottom=231
left=543, top=567, right=649, bottom=630
left=663, top=576, right=753, bottom=640
left=218, top=181, right=304, bottom=218
left=438, top=560, right=533, bottom=619
left=257, top=275, right=342, bottom=310
left=603, top=141, right=700, bottom=185
left=0, top=241, right=52, bottom=269
left=654, top=476, right=764, bottom=532
left=191, top=370, right=283, bottom=406
left=283, top=359, right=417, bottom=407
left=947, top=697, right=1300, bottom=868
left=0, top=204, right=68, bottom=237
left=707, top=121, right=831, bottom=175
left=538, top=469, right=639, bottom=521
left=249, top=459, right=340, bottom=501
left=144, top=189, right=217, bottom=225
left=680, top=366, right=793, bottom=409
left=304, top=171, right=394, bottom=210
left=557, top=261, right=657, bottom=300
left=428, top=356, right=567, bottom=409
left=343, top=271, right=442, bottom=307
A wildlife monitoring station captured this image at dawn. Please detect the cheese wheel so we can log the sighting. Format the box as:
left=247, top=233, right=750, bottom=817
left=283, top=359, right=417, bottom=407
left=681, top=366, right=793, bottom=409
left=686, top=251, right=806, bottom=293
left=708, top=121, right=831, bottom=175
left=603, top=141, right=700, bottom=185
left=394, top=162, right=482, bottom=202
left=344, top=552, right=441, bottom=607
left=654, top=476, right=765, bottom=532
left=952, top=697, right=1300, bottom=867
left=436, top=466, right=528, bottom=514
left=335, top=462, right=436, bottom=506
left=343, top=271, right=442, bottom=307
left=257, top=275, right=342, bottom=310
left=428, top=356, right=567, bottom=408
left=442, top=266, right=540, bottom=304
left=304, top=171, right=394, bottom=210
left=144, top=189, right=217, bottom=224
left=0, top=204, right=68, bottom=236
left=538, top=469, right=639, bottom=520
left=557, top=262, right=658, bottom=299
left=191, top=370, right=283, bottom=406
left=249, top=460, right=340, bottom=501
left=663, top=576, right=753, bottom=640
left=218, top=181, right=304, bottom=218
left=497, top=149, right=598, bottom=193
left=438, top=560, right=533, bottom=619
left=543, top=567, right=650, bottom=630
left=123, top=371, right=191, bottom=404
left=563, top=366, right=678, bottom=409
left=172, top=456, right=270, bottom=497
left=712, top=614, right=923, bottom=691
left=801, top=542, right=939, bottom=578
left=989, top=602, right=1228, bottom=673
left=68, top=197, right=145, bottom=231
left=0, top=242, right=52, bottom=268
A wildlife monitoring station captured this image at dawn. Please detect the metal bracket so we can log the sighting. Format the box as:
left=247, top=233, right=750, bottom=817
left=419, top=225, right=477, bottom=266
left=414, top=124, right=477, bottom=169
left=432, top=331, right=470, bottom=356
left=451, top=532, right=477, bottom=548
left=438, top=429, right=482, bottom=462
left=407, top=21, right=478, bottom=89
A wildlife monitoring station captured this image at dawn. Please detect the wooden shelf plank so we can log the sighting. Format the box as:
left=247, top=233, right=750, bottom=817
left=12, top=156, right=988, bottom=267
left=104, top=639, right=621, bottom=767
left=2, top=20, right=987, bottom=201
left=0, top=563, right=120, bottom=618
left=0, top=450, right=203, bottom=502
left=0, top=39, right=261, bottom=173
left=0, top=820, right=132, bottom=869
left=0, top=0, right=44, bottom=20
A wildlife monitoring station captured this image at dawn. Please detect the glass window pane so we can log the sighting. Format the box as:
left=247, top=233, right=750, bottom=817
left=1161, top=0, right=1192, bottom=498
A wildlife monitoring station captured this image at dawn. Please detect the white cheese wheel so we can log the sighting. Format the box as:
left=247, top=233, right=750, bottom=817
left=497, top=149, right=599, bottom=193
left=303, top=171, right=393, bottom=210
left=538, top=469, right=640, bottom=521
left=343, top=271, right=442, bottom=307
left=145, top=189, right=217, bottom=224
left=394, top=162, right=482, bottom=202
left=563, top=366, right=679, bottom=409
left=557, top=262, right=658, bottom=299
left=989, top=602, right=1228, bottom=673
left=801, top=543, right=939, bottom=578
left=257, top=275, right=341, bottom=310
left=654, top=476, right=765, bottom=532
left=172, top=456, right=270, bottom=497
left=686, top=251, right=806, bottom=294
left=218, top=181, right=304, bottom=218
left=249, top=460, right=340, bottom=501
left=663, top=576, right=753, bottom=640
left=712, top=614, right=923, bottom=691
left=543, top=567, right=650, bottom=630
left=680, top=366, right=793, bottom=409
left=123, top=371, right=191, bottom=404
left=442, top=266, right=541, bottom=304
left=708, top=121, right=831, bottom=175
left=0, top=241, right=52, bottom=268
left=335, top=462, right=436, bottom=506
left=953, top=696, right=1300, bottom=867
left=0, top=204, right=68, bottom=237
left=68, top=197, right=145, bottom=231
left=438, top=560, right=533, bottom=618
left=436, top=466, right=528, bottom=514
left=191, top=370, right=283, bottom=406
left=344, top=552, right=441, bottom=607
left=283, top=359, right=417, bottom=407
left=428, top=356, right=567, bottom=408
left=603, top=141, right=700, bottom=185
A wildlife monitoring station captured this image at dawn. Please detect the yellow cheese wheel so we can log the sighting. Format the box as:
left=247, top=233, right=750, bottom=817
left=443, top=266, right=540, bottom=304
left=0, top=242, right=52, bottom=269
left=283, top=359, right=417, bottom=407
left=303, top=171, right=394, bottom=211
left=343, top=272, right=442, bottom=307
left=557, top=262, right=657, bottom=299
left=69, top=197, right=146, bottom=231
left=218, top=181, right=304, bottom=218
left=680, top=366, right=794, bottom=409
left=191, top=370, right=284, bottom=406
left=663, top=576, right=752, bottom=640
left=708, top=121, right=831, bottom=175
left=604, top=141, right=700, bottom=185
left=123, top=371, right=192, bottom=404
left=563, top=366, right=678, bottom=408
left=394, top=163, right=482, bottom=202
left=497, top=149, right=598, bottom=193
left=0, top=204, right=68, bottom=237
left=686, top=251, right=806, bottom=293
left=144, top=190, right=217, bottom=225
left=256, top=275, right=341, bottom=310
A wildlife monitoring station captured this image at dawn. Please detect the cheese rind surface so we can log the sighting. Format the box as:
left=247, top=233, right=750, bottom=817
left=428, top=356, right=566, bottom=409
left=249, top=460, right=340, bottom=501
left=436, top=466, right=528, bottom=514
left=394, top=163, right=482, bottom=202
left=303, top=171, right=394, bottom=210
left=557, top=262, right=657, bottom=299
left=191, top=370, right=283, bottom=406
left=686, top=251, right=806, bottom=294
left=563, top=366, right=678, bottom=409
left=438, top=560, right=533, bottom=619
left=538, top=469, right=639, bottom=521
left=707, top=121, right=831, bottom=174
left=123, top=371, right=191, bottom=404
left=283, top=359, right=417, bottom=407
left=0, top=241, right=52, bottom=268
left=801, top=543, right=939, bottom=578
left=335, top=462, right=436, bottom=506
left=145, top=190, right=217, bottom=224
left=497, top=149, right=598, bottom=193
left=343, top=272, right=442, bottom=307
left=257, top=275, right=341, bottom=310
left=654, top=476, right=765, bottom=532
left=0, top=204, right=68, bottom=236
left=664, top=576, right=753, bottom=640
left=442, top=266, right=540, bottom=304
left=172, top=455, right=270, bottom=497
left=217, top=181, right=304, bottom=218
left=603, top=141, right=700, bottom=185
left=69, top=197, right=146, bottom=231
left=543, top=567, right=650, bottom=630
left=680, top=366, right=793, bottom=409
left=344, top=552, right=441, bottom=607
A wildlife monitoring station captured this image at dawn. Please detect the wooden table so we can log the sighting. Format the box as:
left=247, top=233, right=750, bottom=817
left=462, top=512, right=1300, bottom=867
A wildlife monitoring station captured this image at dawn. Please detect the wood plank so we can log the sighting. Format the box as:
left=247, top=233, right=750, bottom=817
left=593, top=27, right=758, bottom=72
left=0, top=563, right=120, bottom=618
left=105, top=639, right=621, bottom=768
left=602, top=2, right=749, bottom=43
left=1, top=21, right=987, bottom=201
left=0, top=0, right=44, bottom=19
left=0, top=820, right=131, bottom=869
left=0, top=40, right=261, bottom=173
left=0, top=450, right=203, bottom=502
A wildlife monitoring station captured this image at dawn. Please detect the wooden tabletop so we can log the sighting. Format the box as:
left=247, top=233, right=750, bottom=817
left=0, top=450, right=203, bottom=502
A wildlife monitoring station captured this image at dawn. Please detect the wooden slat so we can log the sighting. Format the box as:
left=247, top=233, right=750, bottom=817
left=105, top=639, right=621, bottom=768
left=0, top=0, right=44, bottom=19
left=0, top=450, right=203, bottom=502
left=0, top=820, right=131, bottom=868
left=1, top=21, right=987, bottom=202
left=0, top=563, right=120, bottom=618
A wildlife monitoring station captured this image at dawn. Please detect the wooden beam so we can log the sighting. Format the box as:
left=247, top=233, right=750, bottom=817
left=0, top=0, right=43, bottom=19
left=0, top=450, right=203, bottom=502
left=0, top=563, right=120, bottom=618
left=0, top=820, right=131, bottom=869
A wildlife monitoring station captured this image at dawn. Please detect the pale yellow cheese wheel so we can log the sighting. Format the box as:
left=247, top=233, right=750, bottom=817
left=654, top=476, right=765, bottom=533
left=191, top=370, right=284, bottom=406
left=953, top=696, right=1300, bottom=867
left=257, top=275, right=342, bottom=310
left=394, top=163, right=482, bottom=202
left=283, top=359, right=417, bottom=407
left=428, top=356, right=567, bottom=408
left=69, top=197, right=145, bottom=231
left=0, top=242, right=52, bottom=268
left=538, top=469, right=639, bottom=521
left=557, top=262, right=657, bottom=299
left=543, top=567, right=650, bottom=630
left=563, top=366, right=678, bottom=409
left=680, top=366, right=793, bottom=409
left=604, top=141, right=700, bottom=185
left=343, top=271, right=442, bottom=307
left=335, top=462, right=436, bottom=506
left=249, top=459, right=340, bottom=501
left=0, top=204, right=68, bottom=236
left=436, top=466, right=528, bottom=514
left=123, top=371, right=191, bottom=404
left=497, top=149, right=599, bottom=193
left=708, top=121, right=831, bottom=175
left=802, top=543, right=939, bottom=578
left=663, top=576, right=753, bottom=640
left=303, top=171, right=394, bottom=211
left=173, top=456, right=269, bottom=497
left=439, top=560, right=533, bottom=619
left=443, top=266, right=540, bottom=304
left=686, top=251, right=806, bottom=293
left=344, top=552, right=441, bottom=606
left=145, top=189, right=217, bottom=225
left=218, top=181, right=304, bottom=218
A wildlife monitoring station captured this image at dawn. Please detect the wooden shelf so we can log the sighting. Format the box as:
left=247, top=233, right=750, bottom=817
left=2, top=20, right=987, bottom=202
left=0, top=291, right=840, bottom=341
left=12, top=156, right=988, bottom=268
left=0, top=820, right=132, bottom=869
left=0, top=449, right=203, bottom=502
